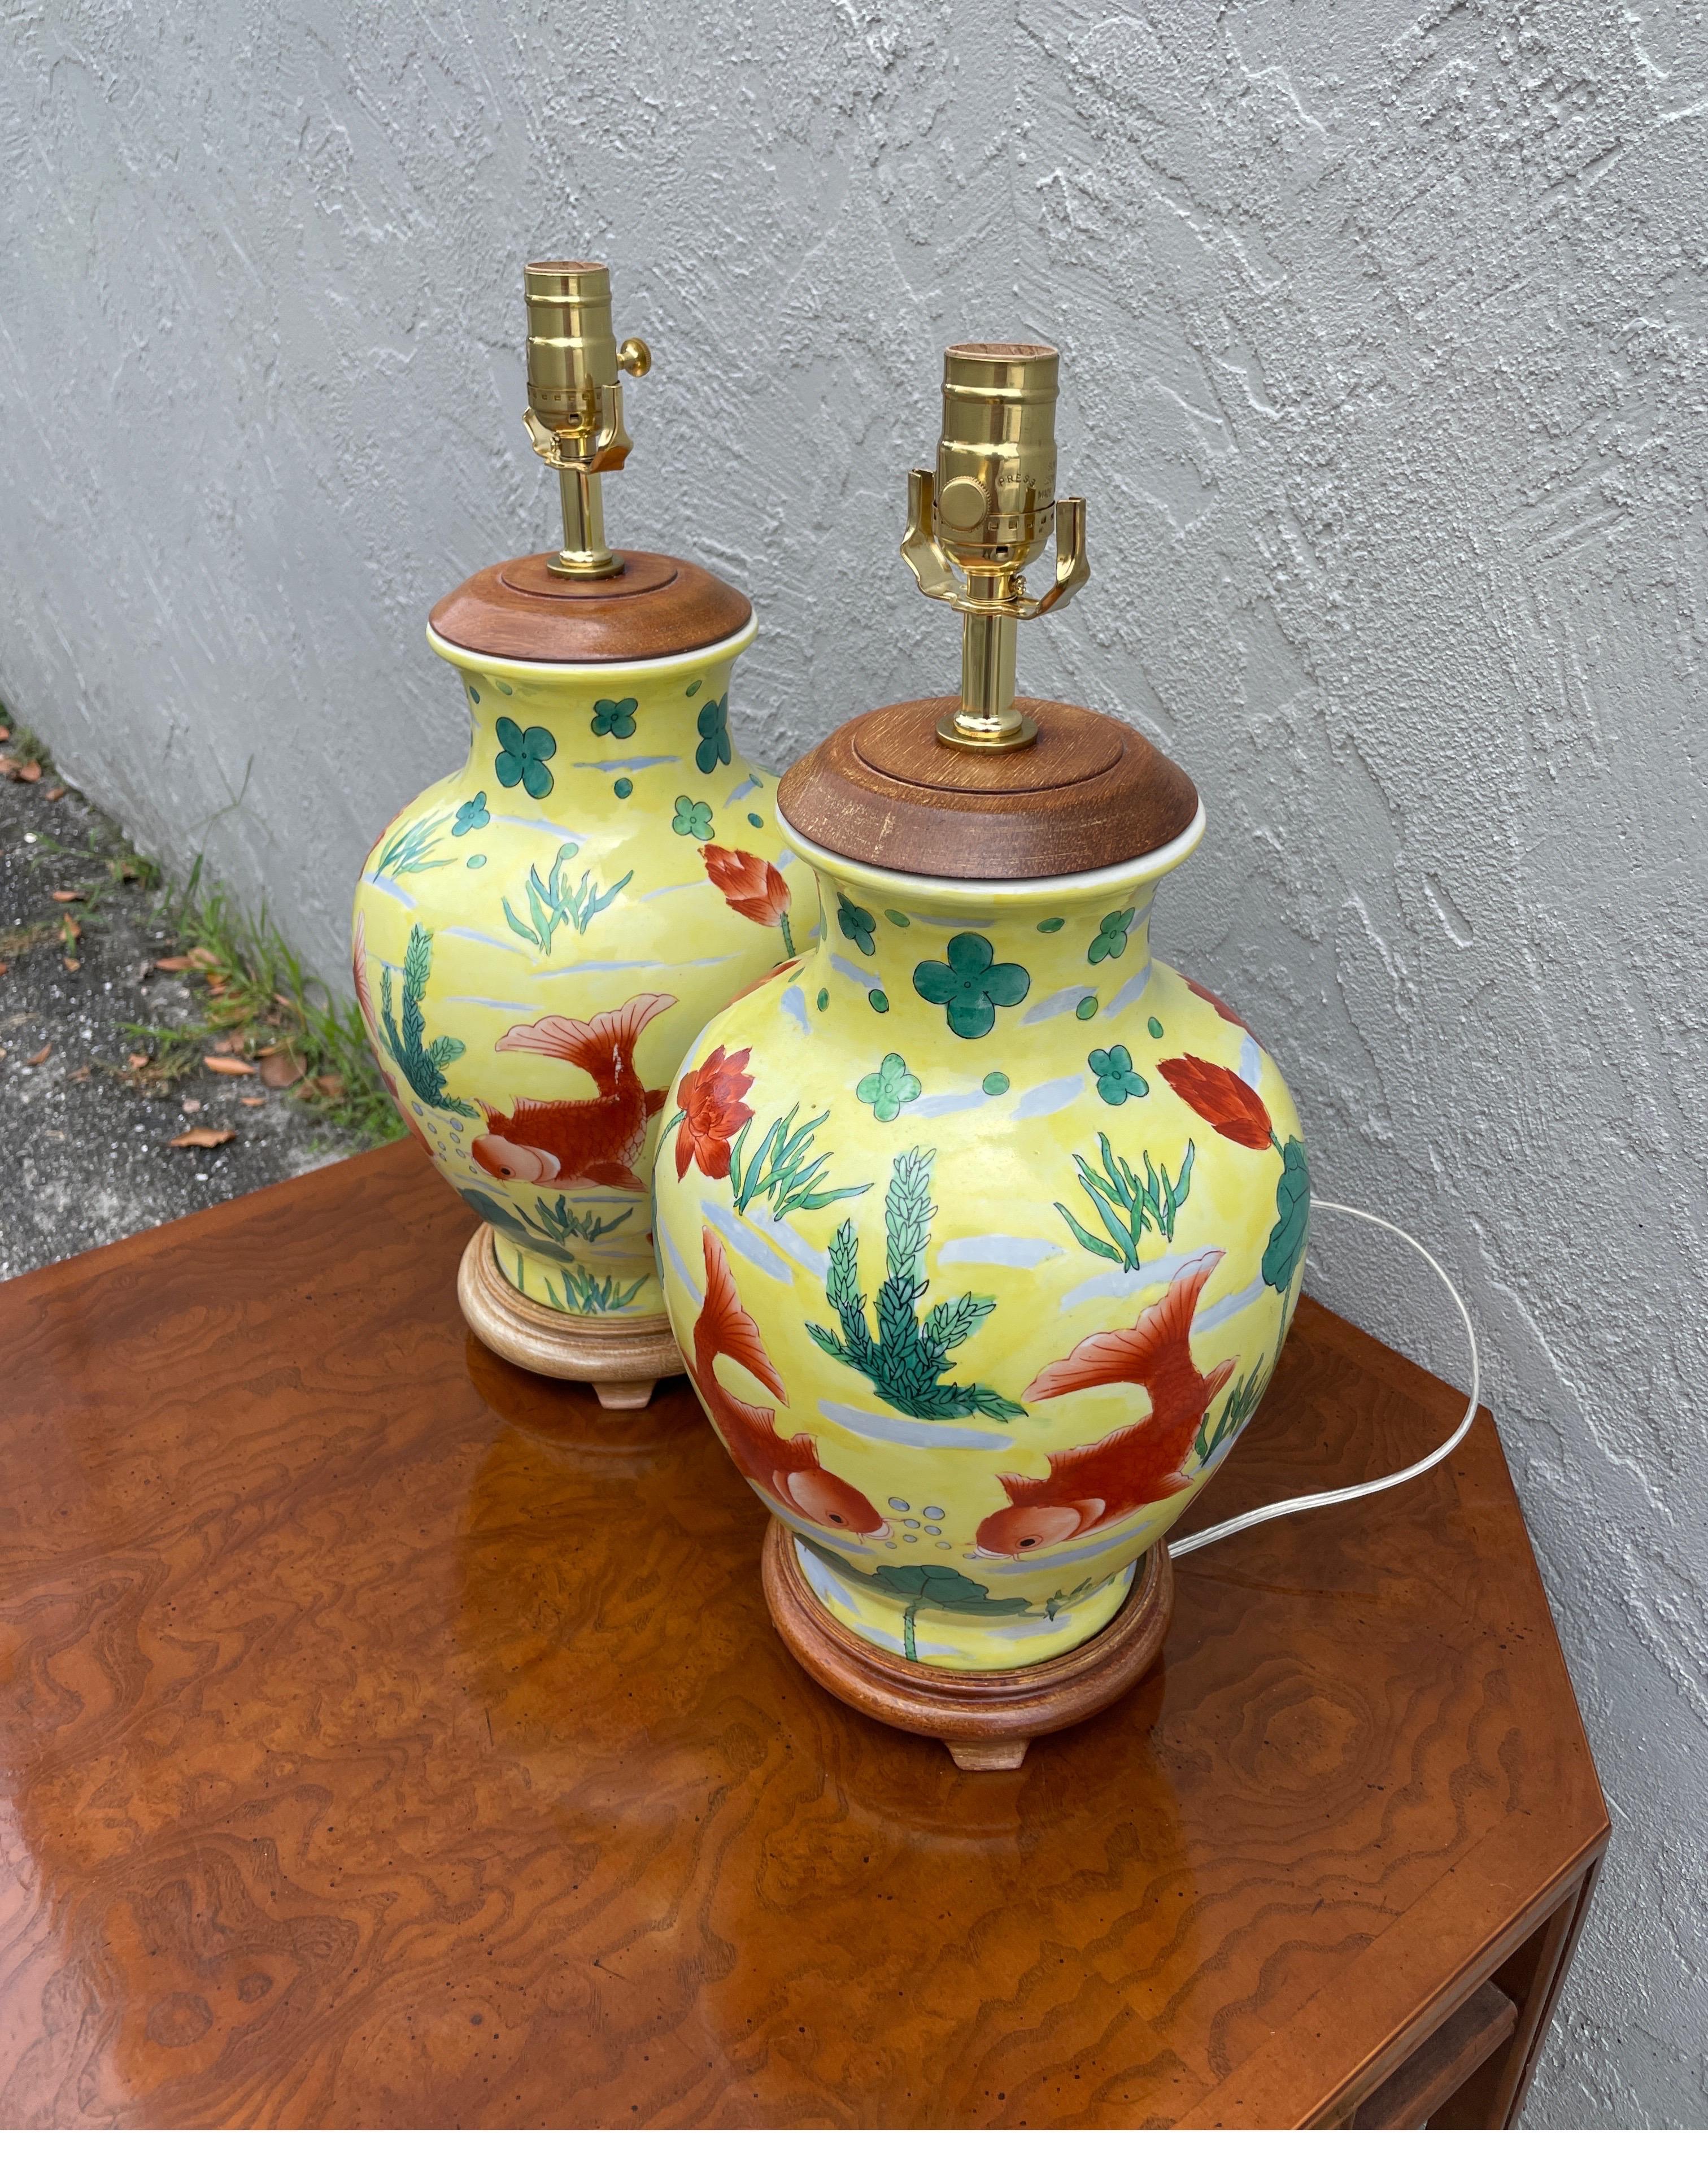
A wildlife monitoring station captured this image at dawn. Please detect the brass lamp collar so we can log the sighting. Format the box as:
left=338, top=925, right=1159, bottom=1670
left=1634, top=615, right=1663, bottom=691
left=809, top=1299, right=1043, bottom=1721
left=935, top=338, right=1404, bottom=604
left=899, top=341, right=1091, bottom=750
left=522, top=260, right=652, bottom=580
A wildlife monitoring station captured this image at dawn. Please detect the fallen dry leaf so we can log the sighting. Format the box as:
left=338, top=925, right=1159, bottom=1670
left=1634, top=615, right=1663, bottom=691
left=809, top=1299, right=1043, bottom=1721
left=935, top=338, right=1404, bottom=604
left=24, top=1043, right=51, bottom=1066
left=51, top=889, right=84, bottom=903
left=316, top=1073, right=346, bottom=1098
left=154, top=955, right=192, bottom=972
left=169, top=1126, right=236, bottom=1150
left=203, top=1054, right=257, bottom=1077
left=127, top=1052, right=149, bottom=1070
left=43, top=785, right=66, bottom=802
left=63, top=957, right=80, bottom=973
left=17, top=761, right=41, bottom=783
left=0, top=722, right=8, bottom=739
left=211, top=1031, right=247, bottom=1054
left=185, top=946, right=219, bottom=969
left=180, top=1097, right=203, bottom=1114
left=69, top=1064, right=90, bottom=1081
left=259, top=1050, right=306, bottom=1088
left=238, top=1094, right=265, bottom=1107
left=0, top=756, right=18, bottom=779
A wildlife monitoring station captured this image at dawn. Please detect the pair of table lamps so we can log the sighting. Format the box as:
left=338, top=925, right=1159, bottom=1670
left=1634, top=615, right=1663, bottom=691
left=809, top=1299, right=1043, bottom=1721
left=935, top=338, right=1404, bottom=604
left=353, top=261, right=1309, bottom=1769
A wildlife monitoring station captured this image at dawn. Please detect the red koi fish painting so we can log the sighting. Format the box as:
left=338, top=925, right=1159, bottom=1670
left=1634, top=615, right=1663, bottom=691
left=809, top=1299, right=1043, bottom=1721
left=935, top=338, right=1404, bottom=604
left=975, top=1249, right=1235, bottom=1557
left=471, top=991, right=677, bottom=1191
left=690, top=1229, right=888, bottom=1539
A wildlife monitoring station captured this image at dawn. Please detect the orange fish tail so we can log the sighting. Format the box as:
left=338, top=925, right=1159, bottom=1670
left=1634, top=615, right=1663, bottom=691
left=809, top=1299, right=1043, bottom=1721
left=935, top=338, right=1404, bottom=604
left=695, top=1229, right=788, bottom=1401
left=495, top=992, right=677, bottom=1085
left=1022, top=1248, right=1225, bottom=1402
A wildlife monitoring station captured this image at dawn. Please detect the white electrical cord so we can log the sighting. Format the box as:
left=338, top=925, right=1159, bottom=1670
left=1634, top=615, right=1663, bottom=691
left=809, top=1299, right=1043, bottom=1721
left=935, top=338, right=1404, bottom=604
left=1167, top=1199, right=1480, bottom=1560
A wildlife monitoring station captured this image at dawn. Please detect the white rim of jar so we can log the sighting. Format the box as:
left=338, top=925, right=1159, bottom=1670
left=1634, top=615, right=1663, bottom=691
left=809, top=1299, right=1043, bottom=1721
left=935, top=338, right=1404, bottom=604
left=424, top=611, right=759, bottom=681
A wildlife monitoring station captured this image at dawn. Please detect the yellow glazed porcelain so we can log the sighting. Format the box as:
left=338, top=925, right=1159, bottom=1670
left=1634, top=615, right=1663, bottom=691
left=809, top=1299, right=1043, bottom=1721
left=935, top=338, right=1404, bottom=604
left=352, top=620, right=814, bottom=1321
left=652, top=807, right=1309, bottom=1669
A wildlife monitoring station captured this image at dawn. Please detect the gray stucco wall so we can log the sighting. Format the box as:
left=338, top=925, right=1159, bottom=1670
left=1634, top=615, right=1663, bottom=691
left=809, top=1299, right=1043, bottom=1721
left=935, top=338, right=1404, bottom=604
left=3, top=0, right=1704, bottom=2125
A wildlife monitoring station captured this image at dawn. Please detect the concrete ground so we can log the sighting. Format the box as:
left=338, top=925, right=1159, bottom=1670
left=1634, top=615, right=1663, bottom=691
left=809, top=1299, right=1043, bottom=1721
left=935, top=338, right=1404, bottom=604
left=1, top=732, right=360, bottom=1279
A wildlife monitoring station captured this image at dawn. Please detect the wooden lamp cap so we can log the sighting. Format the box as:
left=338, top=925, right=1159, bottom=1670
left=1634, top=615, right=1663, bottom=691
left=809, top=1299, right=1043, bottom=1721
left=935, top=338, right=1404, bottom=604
left=429, top=552, right=752, bottom=665
left=777, top=695, right=1200, bottom=881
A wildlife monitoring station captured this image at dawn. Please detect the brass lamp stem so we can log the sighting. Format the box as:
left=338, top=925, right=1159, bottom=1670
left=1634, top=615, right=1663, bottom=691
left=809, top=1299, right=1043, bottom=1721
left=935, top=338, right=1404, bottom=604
left=556, top=467, right=615, bottom=579
left=956, top=581, right=1025, bottom=747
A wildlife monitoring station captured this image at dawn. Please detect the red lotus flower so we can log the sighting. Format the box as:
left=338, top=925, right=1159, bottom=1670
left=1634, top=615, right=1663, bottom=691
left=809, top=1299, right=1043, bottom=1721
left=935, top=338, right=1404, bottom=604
left=702, top=844, right=790, bottom=929
left=674, top=1044, right=756, bottom=1180
left=1182, top=973, right=1250, bottom=1034
left=1157, top=1054, right=1275, bottom=1151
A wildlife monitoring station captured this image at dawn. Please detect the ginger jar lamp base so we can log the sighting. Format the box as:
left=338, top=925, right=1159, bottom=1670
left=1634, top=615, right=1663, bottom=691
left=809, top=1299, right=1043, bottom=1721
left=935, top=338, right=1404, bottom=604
left=457, top=1224, right=682, bottom=1409
left=761, top=1519, right=1173, bottom=1770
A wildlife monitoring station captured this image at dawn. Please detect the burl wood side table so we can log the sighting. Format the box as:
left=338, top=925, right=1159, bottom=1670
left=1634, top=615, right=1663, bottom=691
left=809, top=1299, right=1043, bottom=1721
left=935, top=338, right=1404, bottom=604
left=0, top=1143, right=1607, bottom=2128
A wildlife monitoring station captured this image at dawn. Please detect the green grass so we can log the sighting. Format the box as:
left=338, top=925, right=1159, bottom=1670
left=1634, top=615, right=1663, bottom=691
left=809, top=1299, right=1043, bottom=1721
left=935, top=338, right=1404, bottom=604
left=156, top=856, right=404, bottom=1142
left=3, top=698, right=401, bottom=1144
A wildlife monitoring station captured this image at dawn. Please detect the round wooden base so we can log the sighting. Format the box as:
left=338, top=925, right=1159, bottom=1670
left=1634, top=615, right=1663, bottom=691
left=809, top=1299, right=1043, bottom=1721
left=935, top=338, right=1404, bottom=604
left=761, top=1520, right=1174, bottom=1770
left=456, top=1225, right=682, bottom=1409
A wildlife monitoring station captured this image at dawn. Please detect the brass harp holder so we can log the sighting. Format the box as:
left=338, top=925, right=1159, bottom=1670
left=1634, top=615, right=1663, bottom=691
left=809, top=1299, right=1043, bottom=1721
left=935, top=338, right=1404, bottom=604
left=900, top=342, right=1091, bottom=751
left=522, top=260, right=652, bottom=580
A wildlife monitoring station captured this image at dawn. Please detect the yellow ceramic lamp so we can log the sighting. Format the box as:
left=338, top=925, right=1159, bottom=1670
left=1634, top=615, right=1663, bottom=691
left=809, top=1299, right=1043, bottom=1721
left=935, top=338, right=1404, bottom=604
left=651, top=343, right=1309, bottom=1764
left=352, top=263, right=811, bottom=1405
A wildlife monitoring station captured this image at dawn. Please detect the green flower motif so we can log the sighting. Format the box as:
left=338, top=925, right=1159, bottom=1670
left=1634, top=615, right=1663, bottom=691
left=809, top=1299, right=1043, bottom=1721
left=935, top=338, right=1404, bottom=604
left=695, top=694, right=731, bottom=773
left=884, top=909, right=911, bottom=928
left=982, top=1071, right=1009, bottom=1096
left=747, top=811, right=764, bottom=830
left=591, top=696, right=638, bottom=739
left=913, top=933, right=1031, bottom=1039
left=837, top=893, right=878, bottom=956
left=1088, top=908, right=1135, bottom=964
left=1076, top=994, right=1099, bottom=1021
left=613, top=778, right=633, bottom=799
left=1090, top=1045, right=1149, bottom=1107
left=494, top=717, right=556, bottom=799
left=857, top=1052, right=921, bottom=1122
left=1147, top=1015, right=1165, bottom=1039
left=673, top=795, right=714, bottom=840
left=869, top=990, right=890, bottom=1014
left=1036, top=916, right=1065, bottom=934
left=451, top=790, right=489, bottom=837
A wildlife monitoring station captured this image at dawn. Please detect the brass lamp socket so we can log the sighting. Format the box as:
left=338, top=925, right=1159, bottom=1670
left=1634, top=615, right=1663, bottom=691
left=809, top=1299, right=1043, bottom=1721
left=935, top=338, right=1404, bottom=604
left=522, top=259, right=652, bottom=581
left=898, top=339, right=1091, bottom=750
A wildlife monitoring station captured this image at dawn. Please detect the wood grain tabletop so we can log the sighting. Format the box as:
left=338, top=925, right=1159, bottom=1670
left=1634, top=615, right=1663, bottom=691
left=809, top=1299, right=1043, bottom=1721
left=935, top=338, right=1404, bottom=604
left=0, top=1141, right=1607, bottom=2127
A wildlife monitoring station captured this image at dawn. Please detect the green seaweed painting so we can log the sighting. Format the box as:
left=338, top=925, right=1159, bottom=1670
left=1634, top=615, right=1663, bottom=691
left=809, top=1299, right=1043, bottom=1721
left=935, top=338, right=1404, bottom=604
left=380, top=925, right=477, bottom=1116
left=1191, top=1349, right=1275, bottom=1476
left=807, top=1147, right=1024, bottom=1422
left=376, top=813, right=454, bottom=880
left=502, top=841, right=632, bottom=954
left=456, top=1186, right=633, bottom=1266
left=544, top=1266, right=648, bottom=1314
left=1056, top=1133, right=1195, bottom=1269
left=726, top=1105, right=870, bottom=1221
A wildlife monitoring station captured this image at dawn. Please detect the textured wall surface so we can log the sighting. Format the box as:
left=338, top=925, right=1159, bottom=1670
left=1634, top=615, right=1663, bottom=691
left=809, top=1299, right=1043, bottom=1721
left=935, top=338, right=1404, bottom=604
left=3, top=0, right=1706, bottom=2125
